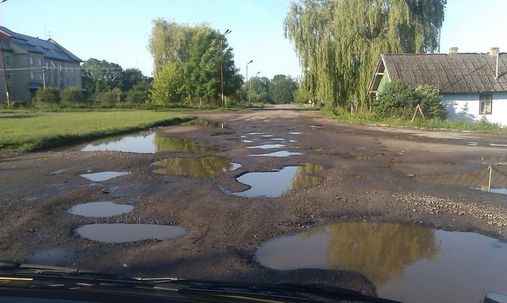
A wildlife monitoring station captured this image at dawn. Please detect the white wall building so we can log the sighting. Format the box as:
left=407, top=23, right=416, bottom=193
left=369, top=48, right=507, bottom=126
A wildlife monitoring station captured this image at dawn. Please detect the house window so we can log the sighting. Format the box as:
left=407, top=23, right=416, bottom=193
left=38, top=58, right=42, bottom=66
left=479, top=93, right=493, bottom=115
left=5, top=55, right=10, bottom=65
left=30, top=71, right=34, bottom=80
left=6, top=71, right=11, bottom=80
left=29, top=56, right=33, bottom=65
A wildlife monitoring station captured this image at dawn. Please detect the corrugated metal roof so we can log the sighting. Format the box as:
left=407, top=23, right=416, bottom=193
left=382, top=53, right=507, bottom=93
left=0, top=26, right=81, bottom=62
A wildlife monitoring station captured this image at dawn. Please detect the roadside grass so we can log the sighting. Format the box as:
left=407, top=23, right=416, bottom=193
left=0, top=111, right=192, bottom=152
left=325, top=109, right=506, bottom=133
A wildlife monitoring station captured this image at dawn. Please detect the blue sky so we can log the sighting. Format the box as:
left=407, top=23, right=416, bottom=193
left=1, top=0, right=506, bottom=79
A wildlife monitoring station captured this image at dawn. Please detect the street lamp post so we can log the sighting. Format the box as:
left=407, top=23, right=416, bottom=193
left=0, top=0, right=10, bottom=107
left=245, top=60, right=253, bottom=103
left=220, top=29, right=231, bottom=109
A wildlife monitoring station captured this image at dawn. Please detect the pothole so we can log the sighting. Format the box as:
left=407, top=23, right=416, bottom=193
left=75, top=224, right=186, bottom=243
left=153, top=156, right=241, bottom=177
left=68, top=201, right=134, bottom=218
left=247, top=144, right=286, bottom=150
left=255, top=222, right=507, bottom=303
left=80, top=171, right=130, bottom=182
left=228, top=163, right=324, bottom=198
left=81, top=132, right=216, bottom=154
left=249, top=151, right=302, bottom=158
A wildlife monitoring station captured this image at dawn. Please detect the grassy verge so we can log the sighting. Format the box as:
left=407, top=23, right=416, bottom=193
left=0, top=111, right=192, bottom=152
left=325, top=109, right=506, bottom=133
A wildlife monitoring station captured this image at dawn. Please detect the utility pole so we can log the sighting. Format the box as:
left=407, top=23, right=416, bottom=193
left=220, top=29, right=231, bottom=109
left=0, top=0, right=10, bottom=107
left=42, top=67, right=46, bottom=89
left=246, top=60, right=253, bottom=103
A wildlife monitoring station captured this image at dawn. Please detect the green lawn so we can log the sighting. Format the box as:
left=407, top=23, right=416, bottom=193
left=0, top=111, right=192, bottom=152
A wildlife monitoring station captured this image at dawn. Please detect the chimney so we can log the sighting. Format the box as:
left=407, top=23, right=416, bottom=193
left=449, top=47, right=459, bottom=54
left=490, top=47, right=500, bottom=57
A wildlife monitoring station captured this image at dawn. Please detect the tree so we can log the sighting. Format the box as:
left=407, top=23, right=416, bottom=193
left=120, top=68, right=147, bottom=91
left=61, top=87, right=84, bottom=105
left=244, top=76, right=270, bottom=103
left=126, top=82, right=151, bottom=104
left=269, top=74, right=298, bottom=104
left=82, top=58, right=124, bottom=95
left=151, top=62, right=185, bottom=105
left=285, top=0, right=446, bottom=110
left=149, top=19, right=243, bottom=105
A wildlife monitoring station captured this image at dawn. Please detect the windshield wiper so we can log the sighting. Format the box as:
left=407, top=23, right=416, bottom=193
left=0, top=261, right=402, bottom=303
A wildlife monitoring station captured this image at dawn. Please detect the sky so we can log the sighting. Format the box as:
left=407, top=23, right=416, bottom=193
left=1, top=0, right=506, bottom=79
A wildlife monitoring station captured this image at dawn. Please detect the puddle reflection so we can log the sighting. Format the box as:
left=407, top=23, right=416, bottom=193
left=256, top=222, right=507, bottom=303
left=249, top=151, right=302, bottom=158
left=153, top=156, right=239, bottom=178
left=81, top=132, right=215, bottom=154
left=230, top=163, right=324, bottom=197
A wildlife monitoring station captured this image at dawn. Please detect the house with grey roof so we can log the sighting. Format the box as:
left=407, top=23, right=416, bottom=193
left=0, top=26, right=82, bottom=103
left=368, top=48, right=507, bottom=126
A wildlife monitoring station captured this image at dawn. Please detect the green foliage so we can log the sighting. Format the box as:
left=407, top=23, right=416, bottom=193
left=285, top=0, right=446, bottom=109
left=244, top=77, right=271, bottom=103
left=82, top=58, right=124, bottom=95
left=61, top=87, right=84, bottom=105
left=149, top=19, right=243, bottom=105
left=34, top=87, right=60, bottom=109
left=0, top=111, right=192, bottom=152
left=151, top=62, right=185, bottom=105
left=269, top=74, right=298, bottom=104
left=95, top=90, right=117, bottom=108
left=372, top=81, right=446, bottom=120
left=126, top=82, right=151, bottom=104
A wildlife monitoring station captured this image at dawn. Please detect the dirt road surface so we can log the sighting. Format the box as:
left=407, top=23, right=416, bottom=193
left=2, top=105, right=507, bottom=295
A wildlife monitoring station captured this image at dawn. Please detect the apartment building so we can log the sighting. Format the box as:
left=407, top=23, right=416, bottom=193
left=0, top=26, right=82, bottom=103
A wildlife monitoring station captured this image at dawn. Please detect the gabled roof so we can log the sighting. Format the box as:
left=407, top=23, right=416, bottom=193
left=369, top=53, right=507, bottom=95
left=0, top=26, right=81, bottom=62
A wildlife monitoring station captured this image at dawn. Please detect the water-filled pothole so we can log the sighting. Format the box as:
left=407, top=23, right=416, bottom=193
left=249, top=151, right=302, bottom=158
left=229, top=163, right=324, bottom=197
left=418, top=166, right=507, bottom=195
left=247, top=144, right=286, bottom=150
left=153, top=156, right=240, bottom=178
left=75, top=224, right=186, bottom=243
left=80, top=171, right=130, bottom=182
left=81, top=132, right=215, bottom=154
left=68, top=201, right=134, bottom=218
left=255, top=222, right=507, bottom=303
left=289, top=132, right=303, bottom=135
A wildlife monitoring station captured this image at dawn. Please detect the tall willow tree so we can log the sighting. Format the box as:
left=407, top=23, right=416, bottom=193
left=285, top=0, right=446, bottom=110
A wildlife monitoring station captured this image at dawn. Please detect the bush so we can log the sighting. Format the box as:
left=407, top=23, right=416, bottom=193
left=94, top=90, right=117, bottom=108
left=33, top=87, right=60, bottom=109
left=61, top=87, right=84, bottom=105
left=372, top=81, right=446, bottom=120
left=126, top=82, right=150, bottom=104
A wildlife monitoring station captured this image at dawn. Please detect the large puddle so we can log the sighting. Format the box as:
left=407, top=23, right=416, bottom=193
left=419, top=166, right=507, bottom=195
left=75, top=224, right=186, bottom=243
left=229, top=163, right=324, bottom=198
left=153, top=156, right=240, bottom=178
left=80, top=171, right=130, bottom=182
left=81, top=132, right=215, bottom=154
left=68, top=201, right=134, bottom=218
left=249, top=151, right=302, bottom=158
left=256, top=222, right=507, bottom=303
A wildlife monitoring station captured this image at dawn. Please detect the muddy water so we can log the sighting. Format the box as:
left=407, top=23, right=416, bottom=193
left=153, top=156, right=240, bottom=178
left=230, top=163, right=324, bottom=198
left=68, top=201, right=134, bottom=218
left=76, top=224, right=186, bottom=243
left=255, top=222, right=507, bottom=303
left=81, top=132, right=216, bottom=154
left=27, top=248, right=74, bottom=265
left=80, top=171, right=130, bottom=182
left=249, top=151, right=302, bottom=158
